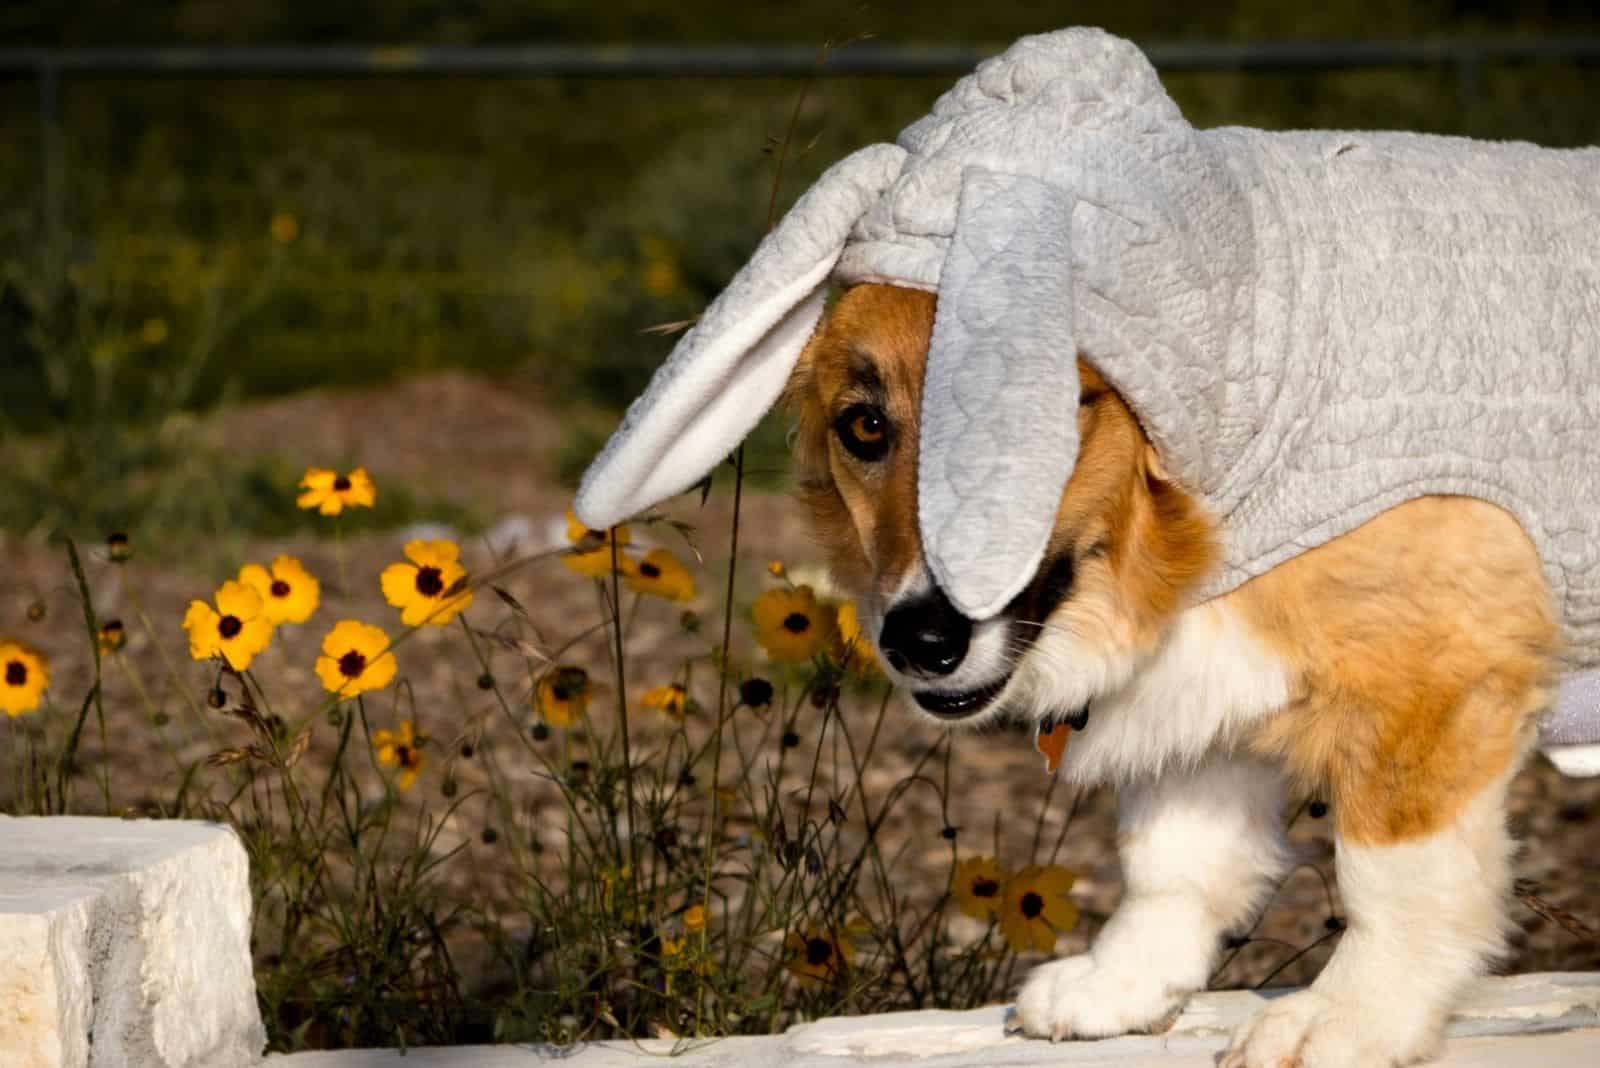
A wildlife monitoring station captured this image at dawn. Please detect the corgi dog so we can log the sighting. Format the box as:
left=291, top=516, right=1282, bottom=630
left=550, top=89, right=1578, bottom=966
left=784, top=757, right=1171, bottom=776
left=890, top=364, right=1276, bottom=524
left=785, top=283, right=1558, bottom=1068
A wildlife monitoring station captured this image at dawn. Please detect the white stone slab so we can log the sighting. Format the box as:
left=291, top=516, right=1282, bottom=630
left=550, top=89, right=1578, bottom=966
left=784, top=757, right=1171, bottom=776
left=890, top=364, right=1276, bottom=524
left=267, top=973, right=1600, bottom=1067
left=0, top=816, right=265, bottom=1068
left=266, top=1029, right=1600, bottom=1068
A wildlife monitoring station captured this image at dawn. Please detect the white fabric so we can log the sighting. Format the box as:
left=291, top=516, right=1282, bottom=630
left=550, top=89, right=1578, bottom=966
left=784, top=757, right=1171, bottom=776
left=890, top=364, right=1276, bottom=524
left=573, top=27, right=1600, bottom=750
left=920, top=169, right=1080, bottom=618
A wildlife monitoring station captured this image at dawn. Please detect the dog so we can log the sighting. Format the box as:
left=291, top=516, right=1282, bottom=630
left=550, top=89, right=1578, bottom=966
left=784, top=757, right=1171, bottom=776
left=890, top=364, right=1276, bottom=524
left=573, top=28, right=1599, bottom=1067
left=784, top=282, right=1557, bottom=1067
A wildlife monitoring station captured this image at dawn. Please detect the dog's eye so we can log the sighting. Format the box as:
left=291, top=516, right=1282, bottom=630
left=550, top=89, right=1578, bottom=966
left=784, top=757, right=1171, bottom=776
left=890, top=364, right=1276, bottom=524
left=833, top=403, right=891, bottom=462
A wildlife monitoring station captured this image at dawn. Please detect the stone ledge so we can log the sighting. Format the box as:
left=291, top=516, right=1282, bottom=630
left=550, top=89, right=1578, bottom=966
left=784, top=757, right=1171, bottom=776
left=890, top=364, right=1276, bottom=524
left=268, top=973, right=1600, bottom=1067
left=0, top=816, right=265, bottom=1068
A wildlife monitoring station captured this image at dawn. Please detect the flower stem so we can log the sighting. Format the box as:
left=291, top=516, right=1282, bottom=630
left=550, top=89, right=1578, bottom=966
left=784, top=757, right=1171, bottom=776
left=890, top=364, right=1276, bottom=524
left=607, top=534, right=639, bottom=889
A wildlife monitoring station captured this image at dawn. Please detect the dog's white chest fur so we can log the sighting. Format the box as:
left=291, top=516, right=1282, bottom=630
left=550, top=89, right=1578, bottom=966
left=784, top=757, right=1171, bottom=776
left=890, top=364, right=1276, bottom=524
left=1025, top=601, right=1293, bottom=786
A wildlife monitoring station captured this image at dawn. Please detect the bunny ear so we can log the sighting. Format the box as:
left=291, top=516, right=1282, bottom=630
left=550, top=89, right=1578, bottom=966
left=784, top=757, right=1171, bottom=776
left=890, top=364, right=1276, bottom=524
left=573, top=143, right=907, bottom=530
left=918, top=167, right=1080, bottom=620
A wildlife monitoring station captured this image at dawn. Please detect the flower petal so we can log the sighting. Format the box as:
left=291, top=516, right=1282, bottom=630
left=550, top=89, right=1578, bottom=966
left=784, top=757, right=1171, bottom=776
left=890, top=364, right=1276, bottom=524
left=214, top=580, right=264, bottom=621
left=380, top=562, right=419, bottom=610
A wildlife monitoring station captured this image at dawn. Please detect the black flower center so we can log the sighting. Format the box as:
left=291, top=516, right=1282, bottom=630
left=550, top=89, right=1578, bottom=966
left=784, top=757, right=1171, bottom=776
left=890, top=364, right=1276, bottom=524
left=1020, top=891, right=1044, bottom=920
left=805, top=937, right=834, bottom=966
left=639, top=561, right=661, bottom=578
left=739, top=678, right=773, bottom=706
left=270, top=580, right=291, bottom=598
left=4, top=660, right=26, bottom=687
left=553, top=668, right=587, bottom=701
left=338, top=650, right=367, bottom=678
left=415, top=566, right=445, bottom=597
left=971, top=877, right=1000, bottom=899
left=333, top=476, right=352, bottom=491
left=218, top=615, right=243, bottom=639
left=395, top=744, right=414, bottom=766
left=782, top=612, right=811, bottom=634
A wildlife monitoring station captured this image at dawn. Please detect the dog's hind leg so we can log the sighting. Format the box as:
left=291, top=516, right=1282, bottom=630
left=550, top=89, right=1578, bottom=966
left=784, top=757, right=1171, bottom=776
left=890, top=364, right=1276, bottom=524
left=1221, top=759, right=1524, bottom=1068
left=1012, top=756, right=1291, bottom=1040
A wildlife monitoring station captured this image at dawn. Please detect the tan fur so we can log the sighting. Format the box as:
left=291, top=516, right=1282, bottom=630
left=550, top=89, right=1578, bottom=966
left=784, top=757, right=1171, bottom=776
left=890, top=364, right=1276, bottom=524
left=788, top=283, right=1558, bottom=848
left=1237, top=497, right=1557, bottom=844
left=788, top=285, right=934, bottom=599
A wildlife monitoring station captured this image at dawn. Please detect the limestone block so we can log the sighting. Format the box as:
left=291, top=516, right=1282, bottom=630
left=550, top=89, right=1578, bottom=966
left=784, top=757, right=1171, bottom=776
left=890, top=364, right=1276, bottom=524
left=0, top=816, right=265, bottom=1068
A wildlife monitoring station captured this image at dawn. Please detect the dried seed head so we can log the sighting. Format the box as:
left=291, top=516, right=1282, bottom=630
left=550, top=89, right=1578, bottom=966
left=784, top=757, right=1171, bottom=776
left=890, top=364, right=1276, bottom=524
left=739, top=677, right=774, bottom=708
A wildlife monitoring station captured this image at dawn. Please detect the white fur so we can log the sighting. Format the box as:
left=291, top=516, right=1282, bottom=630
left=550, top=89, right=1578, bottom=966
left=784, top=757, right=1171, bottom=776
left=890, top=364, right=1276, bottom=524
left=1222, top=767, right=1519, bottom=1068
left=1023, top=600, right=1293, bottom=786
left=1013, top=757, right=1293, bottom=1039
left=874, top=571, right=1291, bottom=770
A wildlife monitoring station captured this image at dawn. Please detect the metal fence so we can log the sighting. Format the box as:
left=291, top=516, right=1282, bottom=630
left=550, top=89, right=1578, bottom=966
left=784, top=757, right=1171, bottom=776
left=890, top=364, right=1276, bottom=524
left=5, top=38, right=1599, bottom=243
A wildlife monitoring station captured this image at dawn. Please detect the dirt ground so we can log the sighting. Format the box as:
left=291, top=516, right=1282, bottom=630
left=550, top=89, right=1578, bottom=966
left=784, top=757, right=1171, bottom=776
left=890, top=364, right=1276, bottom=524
left=2, top=371, right=1596, bottom=1008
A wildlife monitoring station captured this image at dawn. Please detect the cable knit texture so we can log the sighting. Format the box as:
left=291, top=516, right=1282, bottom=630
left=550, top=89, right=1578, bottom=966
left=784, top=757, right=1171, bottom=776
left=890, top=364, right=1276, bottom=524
left=574, top=27, right=1600, bottom=743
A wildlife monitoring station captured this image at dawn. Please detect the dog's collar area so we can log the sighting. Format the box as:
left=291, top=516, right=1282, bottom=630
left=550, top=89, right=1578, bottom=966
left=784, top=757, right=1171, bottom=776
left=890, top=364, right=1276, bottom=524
left=1034, top=704, right=1089, bottom=775
left=1038, top=704, right=1090, bottom=735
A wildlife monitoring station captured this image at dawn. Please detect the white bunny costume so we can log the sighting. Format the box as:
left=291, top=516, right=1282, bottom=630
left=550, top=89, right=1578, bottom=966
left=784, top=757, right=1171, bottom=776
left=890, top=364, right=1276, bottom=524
left=575, top=28, right=1600, bottom=755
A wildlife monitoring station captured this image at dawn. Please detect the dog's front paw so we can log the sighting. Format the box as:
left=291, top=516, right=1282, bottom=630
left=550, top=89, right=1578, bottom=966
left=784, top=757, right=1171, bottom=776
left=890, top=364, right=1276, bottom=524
left=1220, top=990, right=1439, bottom=1068
left=1010, top=953, right=1188, bottom=1041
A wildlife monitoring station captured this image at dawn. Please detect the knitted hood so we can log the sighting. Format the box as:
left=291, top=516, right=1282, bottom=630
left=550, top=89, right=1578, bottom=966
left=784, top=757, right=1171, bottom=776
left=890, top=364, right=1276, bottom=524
left=577, top=29, right=1248, bottom=618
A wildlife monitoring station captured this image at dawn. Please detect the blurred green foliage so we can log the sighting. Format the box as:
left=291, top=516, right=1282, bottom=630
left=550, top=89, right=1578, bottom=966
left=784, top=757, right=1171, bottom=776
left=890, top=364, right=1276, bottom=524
left=1, top=0, right=1598, bottom=544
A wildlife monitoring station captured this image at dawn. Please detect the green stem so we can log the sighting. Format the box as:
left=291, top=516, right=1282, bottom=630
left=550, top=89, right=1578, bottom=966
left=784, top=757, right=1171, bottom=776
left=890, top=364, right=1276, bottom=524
left=607, top=536, right=639, bottom=886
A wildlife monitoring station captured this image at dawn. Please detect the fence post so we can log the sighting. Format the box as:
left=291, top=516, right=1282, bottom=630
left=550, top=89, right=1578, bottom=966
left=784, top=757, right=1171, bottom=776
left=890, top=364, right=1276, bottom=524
left=38, top=53, right=63, bottom=265
left=1456, top=44, right=1485, bottom=131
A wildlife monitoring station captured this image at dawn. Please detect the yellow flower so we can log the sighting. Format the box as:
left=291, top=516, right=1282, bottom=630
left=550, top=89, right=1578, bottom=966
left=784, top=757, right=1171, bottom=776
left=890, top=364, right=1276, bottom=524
left=269, top=211, right=300, bottom=244
left=239, top=555, right=321, bottom=625
left=97, top=619, right=127, bottom=655
left=833, top=600, right=882, bottom=675
left=784, top=924, right=854, bottom=986
left=624, top=548, right=696, bottom=602
left=0, top=640, right=49, bottom=717
left=372, top=719, right=426, bottom=791
left=536, top=666, right=591, bottom=728
left=314, top=620, right=397, bottom=697
left=660, top=936, right=685, bottom=960
left=139, top=317, right=168, bottom=345
left=951, top=856, right=1008, bottom=922
left=183, top=581, right=274, bottom=671
left=380, top=539, right=474, bottom=627
left=562, top=509, right=632, bottom=578
left=999, top=865, right=1079, bottom=953
left=683, top=903, right=707, bottom=933
left=643, top=682, right=689, bottom=721
left=296, top=466, right=377, bottom=515
left=766, top=560, right=786, bottom=578
left=752, top=585, right=835, bottom=663
left=642, top=258, right=682, bottom=298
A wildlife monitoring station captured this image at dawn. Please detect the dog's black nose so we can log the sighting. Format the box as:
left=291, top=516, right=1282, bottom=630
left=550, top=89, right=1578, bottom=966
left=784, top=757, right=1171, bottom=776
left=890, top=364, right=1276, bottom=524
left=879, top=586, right=972, bottom=678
